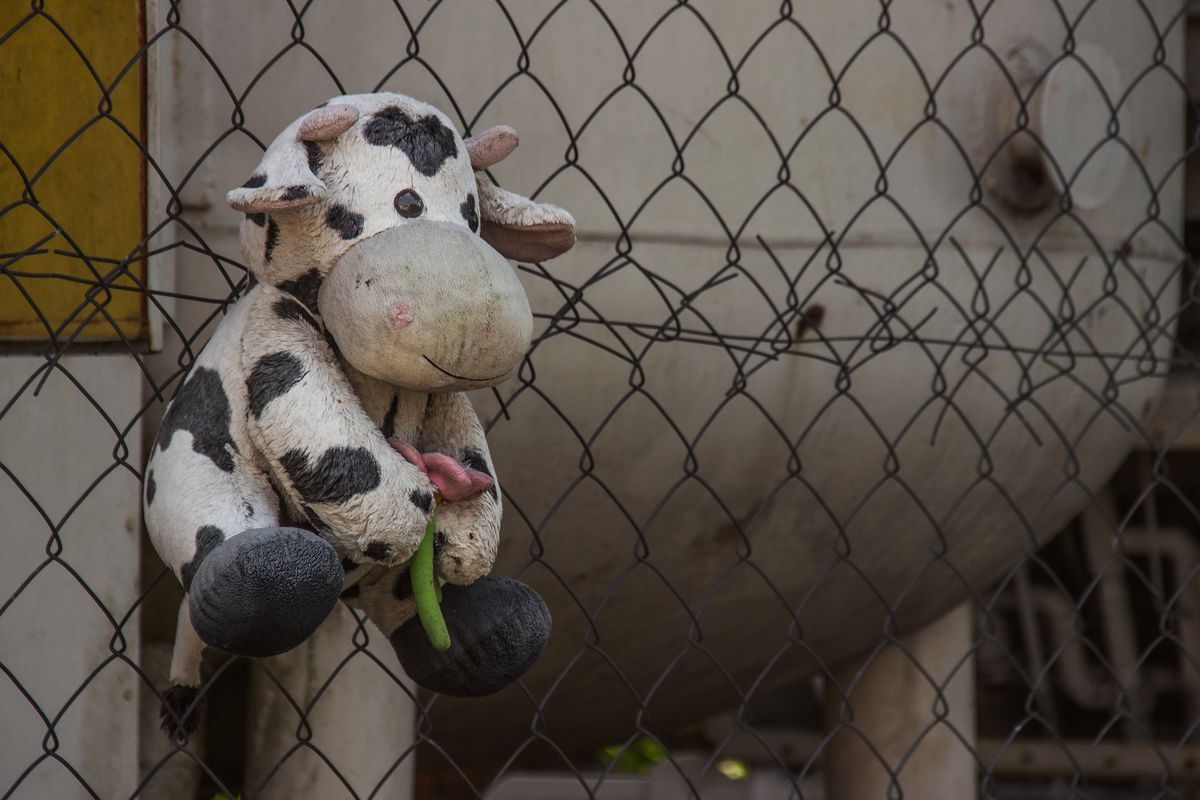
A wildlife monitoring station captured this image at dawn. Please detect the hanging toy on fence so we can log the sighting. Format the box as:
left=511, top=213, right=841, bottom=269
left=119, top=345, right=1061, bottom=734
left=143, top=92, right=575, bottom=739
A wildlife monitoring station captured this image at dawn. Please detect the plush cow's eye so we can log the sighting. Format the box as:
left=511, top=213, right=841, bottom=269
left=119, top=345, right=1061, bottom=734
left=394, top=189, right=424, bottom=218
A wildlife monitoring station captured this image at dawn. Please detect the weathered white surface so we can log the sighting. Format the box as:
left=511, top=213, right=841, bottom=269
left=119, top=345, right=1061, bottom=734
left=244, top=604, right=415, bottom=800
left=0, top=355, right=142, bottom=798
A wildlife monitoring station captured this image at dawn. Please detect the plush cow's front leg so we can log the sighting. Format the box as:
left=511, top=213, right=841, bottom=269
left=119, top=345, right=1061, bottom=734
left=415, top=392, right=502, bottom=583
left=350, top=391, right=551, bottom=697
left=241, top=287, right=436, bottom=563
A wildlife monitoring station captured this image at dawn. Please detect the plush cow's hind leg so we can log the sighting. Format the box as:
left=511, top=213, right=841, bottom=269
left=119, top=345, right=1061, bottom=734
left=389, top=576, right=552, bottom=697
left=147, top=434, right=344, bottom=737
left=188, top=526, right=343, bottom=656
left=345, top=563, right=552, bottom=698
left=147, top=427, right=345, bottom=653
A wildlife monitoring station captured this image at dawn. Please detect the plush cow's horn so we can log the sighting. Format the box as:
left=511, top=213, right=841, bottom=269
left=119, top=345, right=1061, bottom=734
left=298, top=103, right=360, bottom=142
left=464, top=125, right=519, bottom=170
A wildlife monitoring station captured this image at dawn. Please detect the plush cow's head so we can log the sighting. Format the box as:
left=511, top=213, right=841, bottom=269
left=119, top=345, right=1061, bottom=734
left=227, top=92, right=575, bottom=391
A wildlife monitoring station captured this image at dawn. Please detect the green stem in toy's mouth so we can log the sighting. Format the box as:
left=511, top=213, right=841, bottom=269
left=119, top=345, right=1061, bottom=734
left=411, top=501, right=450, bottom=652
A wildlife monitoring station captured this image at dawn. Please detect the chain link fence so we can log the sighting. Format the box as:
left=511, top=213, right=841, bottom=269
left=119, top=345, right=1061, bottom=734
left=2, top=0, right=1199, bottom=797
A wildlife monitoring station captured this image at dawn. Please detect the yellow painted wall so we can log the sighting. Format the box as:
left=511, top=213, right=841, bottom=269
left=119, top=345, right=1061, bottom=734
left=0, top=2, right=145, bottom=342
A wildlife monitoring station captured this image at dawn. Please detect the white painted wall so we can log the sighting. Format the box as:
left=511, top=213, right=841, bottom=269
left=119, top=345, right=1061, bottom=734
left=0, top=356, right=142, bottom=798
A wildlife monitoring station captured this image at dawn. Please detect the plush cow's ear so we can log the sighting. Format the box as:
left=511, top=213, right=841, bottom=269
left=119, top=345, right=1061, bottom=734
left=226, top=146, right=325, bottom=214
left=476, top=174, right=576, bottom=262
left=298, top=103, right=359, bottom=142
left=464, top=125, right=518, bottom=170
left=226, top=104, right=358, bottom=214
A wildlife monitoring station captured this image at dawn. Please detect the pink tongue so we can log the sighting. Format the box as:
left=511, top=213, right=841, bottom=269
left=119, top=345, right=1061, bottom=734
left=389, top=440, right=495, bottom=503
left=393, top=441, right=426, bottom=472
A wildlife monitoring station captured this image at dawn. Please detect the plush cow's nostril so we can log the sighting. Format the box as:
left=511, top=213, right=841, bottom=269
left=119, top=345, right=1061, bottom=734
left=388, top=298, right=415, bottom=330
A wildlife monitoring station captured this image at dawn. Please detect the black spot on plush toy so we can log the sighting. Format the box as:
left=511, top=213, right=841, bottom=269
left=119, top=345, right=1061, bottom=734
left=145, top=93, right=575, bottom=740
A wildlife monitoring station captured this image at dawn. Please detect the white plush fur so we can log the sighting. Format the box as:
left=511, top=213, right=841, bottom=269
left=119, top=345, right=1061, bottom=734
left=145, top=91, right=573, bottom=692
left=235, top=94, right=480, bottom=286
left=143, top=295, right=282, bottom=575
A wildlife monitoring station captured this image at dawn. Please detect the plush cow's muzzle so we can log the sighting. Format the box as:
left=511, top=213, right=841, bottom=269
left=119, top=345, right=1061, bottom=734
left=320, top=220, right=534, bottom=391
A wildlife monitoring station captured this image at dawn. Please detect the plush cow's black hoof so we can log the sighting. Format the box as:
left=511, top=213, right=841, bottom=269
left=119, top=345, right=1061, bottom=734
left=391, top=575, right=551, bottom=697
left=159, top=683, right=204, bottom=742
left=188, top=527, right=343, bottom=657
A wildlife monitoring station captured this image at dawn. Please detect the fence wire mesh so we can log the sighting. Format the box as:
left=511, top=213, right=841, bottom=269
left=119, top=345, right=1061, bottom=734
left=2, top=0, right=1200, bottom=798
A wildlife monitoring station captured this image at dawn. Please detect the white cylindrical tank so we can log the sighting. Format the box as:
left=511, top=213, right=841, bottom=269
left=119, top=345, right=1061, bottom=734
left=416, top=0, right=1186, bottom=758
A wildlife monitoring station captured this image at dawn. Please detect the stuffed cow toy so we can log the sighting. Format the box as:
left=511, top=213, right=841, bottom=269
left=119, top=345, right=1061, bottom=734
left=144, top=92, right=574, bottom=737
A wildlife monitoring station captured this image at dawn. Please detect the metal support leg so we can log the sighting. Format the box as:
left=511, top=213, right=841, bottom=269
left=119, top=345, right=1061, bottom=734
left=824, top=604, right=977, bottom=799
left=243, top=605, right=416, bottom=800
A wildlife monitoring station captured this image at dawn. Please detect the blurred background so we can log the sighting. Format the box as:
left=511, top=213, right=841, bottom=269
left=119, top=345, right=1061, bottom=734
left=1, top=1, right=1198, bottom=797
